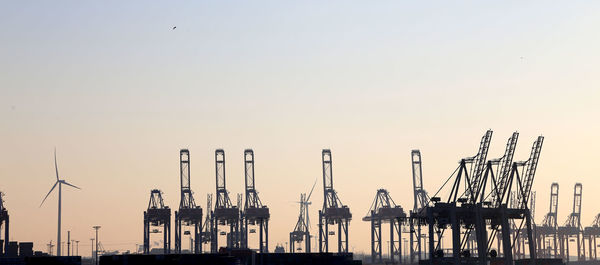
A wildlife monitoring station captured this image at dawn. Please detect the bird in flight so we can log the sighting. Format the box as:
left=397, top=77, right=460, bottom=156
left=172, top=26, right=177, bottom=30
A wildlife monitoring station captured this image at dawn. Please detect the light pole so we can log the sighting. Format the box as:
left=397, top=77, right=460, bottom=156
left=67, top=231, right=71, bottom=256
left=90, top=238, right=94, bottom=262
left=75, top=240, right=79, bottom=256
left=93, top=226, right=101, bottom=265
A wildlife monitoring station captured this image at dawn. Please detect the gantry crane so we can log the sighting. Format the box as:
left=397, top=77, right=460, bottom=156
left=318, top=149, right=352, bottom=253
left=0, top=192, right=9, bottom=255
left=507, top=135, right=543, bottom=260
left=409, top=150, right=428, bottom=263
left=415, top=131, right=543, bottom=265
left=174, top=149, right=202, bottom=254
left=363, top=189, right=406, bottom=264
left=584, top=214, right=600, bottom=261
left=201, top=194, right=213, bottom=252
left=241, top=149, right=270, bottom=252
left=467, top=132, right=519, bottom=258
left=143, top=189, right=171, bottom=254
left=212, top=149, right=240, bottom=252
left=558, top=183, right=583, bottom=262
left=290, top=181, right=316, bottom=254
left=536, top=183, right=559, bottom=258
left=444, top=130, right=492, bottom=258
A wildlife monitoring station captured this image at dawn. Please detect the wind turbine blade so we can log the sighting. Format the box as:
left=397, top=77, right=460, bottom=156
left=306, top=178, right=318, bottom=202
left=40, top=181, right=58, bottom=207
left=54, top=148, right=59, bottom=181
left=61, top=180, right=81, bottom=190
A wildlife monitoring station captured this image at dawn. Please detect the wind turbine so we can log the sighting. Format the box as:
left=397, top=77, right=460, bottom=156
left=40, top=149, right=80, bottom=256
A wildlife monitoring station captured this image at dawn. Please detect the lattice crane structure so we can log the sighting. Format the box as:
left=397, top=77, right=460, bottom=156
left=535, top=183, right=559, bottom=258
left=413, top=130, right=544, bottom=265
left=363, top=189, right=406, bottom=264
left=584, top=213, right=600, bottom=261
left=558, top=183, right=584, bottom=262
left=211, top=149, right=240, bottom=252
left=143, top=189, right=171, bottom=254
left=201, top=194, right=213, bottom=252
left=409, top=150, right=429, bottom=263
left=318, top=149, right=352, bottom=253
left=174, top=149, right=202, bottom=254
left=290, top=181, right=317, bottom=253
left=241, top=149, right=270, bottom=252
left=0, top=192, right=9, bottom=255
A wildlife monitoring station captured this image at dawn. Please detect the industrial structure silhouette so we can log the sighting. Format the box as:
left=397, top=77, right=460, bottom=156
left=3, top=130, right=600, bottom=265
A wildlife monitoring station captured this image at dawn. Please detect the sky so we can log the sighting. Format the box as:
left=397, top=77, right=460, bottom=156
left=1, top=1, right=600, bottom=256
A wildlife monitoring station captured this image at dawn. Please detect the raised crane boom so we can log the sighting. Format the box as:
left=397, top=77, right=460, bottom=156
left=517, top=136, right=544, bottom=208
left=322, top=149, right=342, bottom=209
left=565, top=183, right=582, bottom=228
left=542, top=183, right=559, bottom=228
left=466, top=130, right=493, bottom=202
left=215, top=149, right=232, bottom=209
left=411, top=150, right=428, bottom=212
left=490, top=132, right=519, bottom=206
left=244, top=149, right=263, bottom=209
left=179, top=149, right=196, bottom=209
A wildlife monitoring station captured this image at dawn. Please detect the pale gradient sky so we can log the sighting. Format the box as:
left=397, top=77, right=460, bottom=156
left=1, top=1, right=600, bottom=256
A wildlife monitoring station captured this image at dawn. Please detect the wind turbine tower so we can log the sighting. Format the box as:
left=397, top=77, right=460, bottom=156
left=40, top=149, right=81, bottom=256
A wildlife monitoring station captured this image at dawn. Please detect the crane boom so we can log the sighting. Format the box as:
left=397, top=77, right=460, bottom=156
left=518, top=136, right=544, bottom=208
left=542, top=183, right=559, bottom=228
left=215, top=149, right=232, bottom=208
left=322, top=149, right=341, bottom=210
left=244, top=149, right=263, bottom=209
left=492, top=132, right=519, bottom=206
left=467, top=130, right=493, bottom=202
left=565, top=183, right=582, bottom=227
left=411, top=150, right=428, bottom=211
